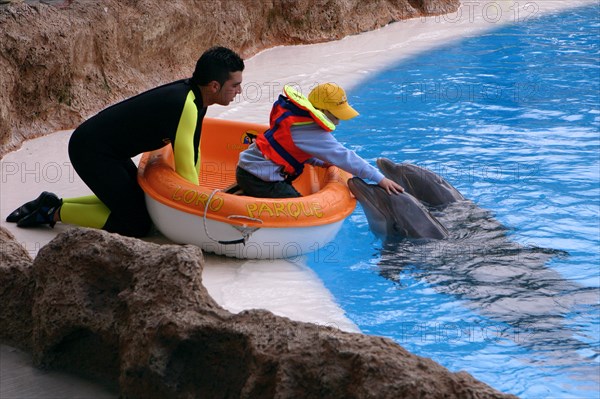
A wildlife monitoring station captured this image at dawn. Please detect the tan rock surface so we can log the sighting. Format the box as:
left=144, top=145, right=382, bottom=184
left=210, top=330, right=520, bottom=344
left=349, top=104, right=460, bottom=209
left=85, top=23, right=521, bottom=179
left=0, top=0, right=459, bottom=157
left=0, top=227, right=518, bottom=398
left=0, top=227, right=34, bottom=350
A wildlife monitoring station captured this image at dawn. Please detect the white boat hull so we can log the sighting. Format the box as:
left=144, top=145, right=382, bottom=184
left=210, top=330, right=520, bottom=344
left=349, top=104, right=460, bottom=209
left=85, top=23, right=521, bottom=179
left=146, top=195, right=345, bottom=259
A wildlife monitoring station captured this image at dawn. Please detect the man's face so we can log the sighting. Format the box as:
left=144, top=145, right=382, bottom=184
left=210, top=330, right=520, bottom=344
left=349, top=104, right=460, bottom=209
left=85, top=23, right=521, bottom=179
left=216, top=71, right=243, bottom=105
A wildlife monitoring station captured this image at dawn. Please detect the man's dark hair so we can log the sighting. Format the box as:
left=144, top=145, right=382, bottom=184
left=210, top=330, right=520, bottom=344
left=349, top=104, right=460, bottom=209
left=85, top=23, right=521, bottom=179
left=191, top=46, right=244, bottom=87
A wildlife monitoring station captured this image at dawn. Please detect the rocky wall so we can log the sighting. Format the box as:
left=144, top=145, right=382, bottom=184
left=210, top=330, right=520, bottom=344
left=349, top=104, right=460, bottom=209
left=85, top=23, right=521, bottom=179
left=0, top=0, right=460, bottom=157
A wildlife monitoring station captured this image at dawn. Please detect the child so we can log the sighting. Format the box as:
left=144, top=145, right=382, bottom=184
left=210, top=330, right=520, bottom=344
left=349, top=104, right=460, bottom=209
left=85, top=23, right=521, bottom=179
left=236, top=83, right=403, bottom=198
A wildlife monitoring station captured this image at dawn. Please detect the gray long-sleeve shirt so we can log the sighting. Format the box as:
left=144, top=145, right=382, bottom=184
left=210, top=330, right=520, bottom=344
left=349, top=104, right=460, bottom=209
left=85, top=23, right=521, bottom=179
left=238, top=122, right=384, bottom=183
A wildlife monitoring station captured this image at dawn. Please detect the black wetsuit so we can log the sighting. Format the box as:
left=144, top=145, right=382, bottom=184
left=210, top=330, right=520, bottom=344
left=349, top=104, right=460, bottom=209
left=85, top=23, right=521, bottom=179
left=68, top=79, right=206, bottom=237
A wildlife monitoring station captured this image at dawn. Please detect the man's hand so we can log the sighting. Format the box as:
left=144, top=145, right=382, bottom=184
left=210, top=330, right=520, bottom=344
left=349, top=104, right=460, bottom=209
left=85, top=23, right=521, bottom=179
left=378, top=177, right=404, bottom=195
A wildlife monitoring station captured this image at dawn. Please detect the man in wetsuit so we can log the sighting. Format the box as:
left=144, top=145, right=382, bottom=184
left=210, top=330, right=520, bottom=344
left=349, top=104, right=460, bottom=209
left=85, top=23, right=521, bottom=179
left=7, top=46, right=244, bottom=237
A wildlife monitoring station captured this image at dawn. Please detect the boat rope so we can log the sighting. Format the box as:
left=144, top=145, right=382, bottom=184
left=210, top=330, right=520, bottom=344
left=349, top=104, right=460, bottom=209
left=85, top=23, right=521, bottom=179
left=227, top=215, right=263, bottom=223
left=203, top=189, right=263, bottom=245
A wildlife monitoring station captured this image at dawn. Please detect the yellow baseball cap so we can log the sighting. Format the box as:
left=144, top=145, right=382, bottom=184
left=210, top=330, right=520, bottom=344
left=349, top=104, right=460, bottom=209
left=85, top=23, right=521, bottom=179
left=308, top=83, right=359, bottom=120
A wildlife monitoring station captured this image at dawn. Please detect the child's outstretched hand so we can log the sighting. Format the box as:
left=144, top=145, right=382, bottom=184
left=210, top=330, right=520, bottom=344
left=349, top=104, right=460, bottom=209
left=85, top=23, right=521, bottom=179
left=378, top=178, right=404, bottom=195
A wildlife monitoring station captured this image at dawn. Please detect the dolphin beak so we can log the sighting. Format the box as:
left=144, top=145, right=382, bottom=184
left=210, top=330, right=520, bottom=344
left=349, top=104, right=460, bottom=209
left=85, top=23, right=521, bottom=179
left=376, top=158, right=396, bottom=179
left=348, top=177, right=388, bottom=211
left=376, top=158, right=390, bottom=168
left=348, top=177, right=372, bottom=201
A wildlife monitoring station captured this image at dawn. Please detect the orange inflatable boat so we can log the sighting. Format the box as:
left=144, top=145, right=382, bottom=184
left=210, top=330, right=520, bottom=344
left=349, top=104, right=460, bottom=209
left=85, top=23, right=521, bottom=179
left=138, top=117, right=356, bottom=259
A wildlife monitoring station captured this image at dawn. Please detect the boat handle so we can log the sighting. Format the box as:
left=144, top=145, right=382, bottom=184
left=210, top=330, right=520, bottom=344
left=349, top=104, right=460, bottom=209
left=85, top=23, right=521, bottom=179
left=202, top=190, right=263, bottom=245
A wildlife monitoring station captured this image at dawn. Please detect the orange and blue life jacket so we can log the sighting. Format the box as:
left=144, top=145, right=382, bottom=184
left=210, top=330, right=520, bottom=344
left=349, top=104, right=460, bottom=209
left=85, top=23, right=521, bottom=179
left=256, top=90, right=334, bottom=180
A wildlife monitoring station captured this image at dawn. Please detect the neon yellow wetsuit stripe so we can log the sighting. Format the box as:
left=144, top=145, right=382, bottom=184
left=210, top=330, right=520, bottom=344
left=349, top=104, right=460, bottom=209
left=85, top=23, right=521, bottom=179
left=59, top=195, right=110, bottom=229
left=173, top=90, right=201, bottom=185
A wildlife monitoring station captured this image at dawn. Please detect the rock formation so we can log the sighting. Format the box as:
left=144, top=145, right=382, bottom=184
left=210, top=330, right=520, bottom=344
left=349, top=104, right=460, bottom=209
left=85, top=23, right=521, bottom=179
left=0, top=0, right=460, bottom=157
left=0, top=227, right=34, bottom=350
left=0, top=226, right=518, bottom=398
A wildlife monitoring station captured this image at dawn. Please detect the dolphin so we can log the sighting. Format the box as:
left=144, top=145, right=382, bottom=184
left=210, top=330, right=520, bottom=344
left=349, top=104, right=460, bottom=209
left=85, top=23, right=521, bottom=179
left=375, top=199, right=599, bottom=379
left=347, top=177, right=448, bottom=241
left=376, top=158, right=464, bottom=207
left=351, top=158, right=599, bottom=380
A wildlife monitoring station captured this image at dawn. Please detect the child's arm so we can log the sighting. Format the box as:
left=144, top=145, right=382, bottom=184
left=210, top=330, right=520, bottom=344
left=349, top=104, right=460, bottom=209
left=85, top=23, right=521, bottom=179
left=305, top=158, right=327, bottom=167
left=293, top=127, right=403, bottom=194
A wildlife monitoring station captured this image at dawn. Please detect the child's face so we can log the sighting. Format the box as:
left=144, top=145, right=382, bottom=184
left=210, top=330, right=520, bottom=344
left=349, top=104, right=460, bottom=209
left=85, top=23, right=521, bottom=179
left=324, top=110, right=340, bottom=125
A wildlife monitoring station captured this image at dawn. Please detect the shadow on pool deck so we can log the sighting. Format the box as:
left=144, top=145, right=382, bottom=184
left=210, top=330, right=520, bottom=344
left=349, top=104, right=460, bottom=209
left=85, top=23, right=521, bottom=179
left=1, top=344, right=117, bottom=399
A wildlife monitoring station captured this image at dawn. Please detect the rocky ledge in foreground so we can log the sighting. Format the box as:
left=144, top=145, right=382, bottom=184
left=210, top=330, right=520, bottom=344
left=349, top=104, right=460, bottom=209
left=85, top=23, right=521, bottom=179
left=0, top=227, right=517, bottom=398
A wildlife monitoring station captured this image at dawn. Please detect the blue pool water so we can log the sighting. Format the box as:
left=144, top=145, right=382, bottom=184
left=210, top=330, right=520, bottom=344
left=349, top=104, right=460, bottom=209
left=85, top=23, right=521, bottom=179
left=308, top=4, right=600, bottom=398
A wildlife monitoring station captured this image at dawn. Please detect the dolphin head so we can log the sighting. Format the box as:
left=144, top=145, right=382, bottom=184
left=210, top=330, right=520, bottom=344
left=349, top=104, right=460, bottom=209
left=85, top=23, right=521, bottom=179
left=348, top=177, right=448, bottom=242
left=376, top=158, right=464, bottom=206
left=347, top=177, right=392, bottom=241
